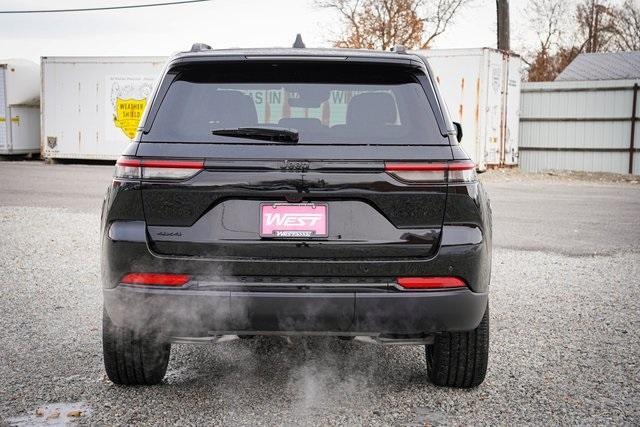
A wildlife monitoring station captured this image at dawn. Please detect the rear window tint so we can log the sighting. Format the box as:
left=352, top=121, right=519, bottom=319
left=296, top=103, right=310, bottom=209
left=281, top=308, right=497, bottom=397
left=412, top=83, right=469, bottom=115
left=144, top=62, right=446, bottom=145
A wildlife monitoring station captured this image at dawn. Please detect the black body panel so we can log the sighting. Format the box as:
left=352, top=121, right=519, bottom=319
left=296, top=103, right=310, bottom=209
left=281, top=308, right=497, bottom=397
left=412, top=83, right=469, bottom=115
left=101, top=233, right=489, bottom=293
left=139, top=159, right=449, bottom=229
left=104, top=284, right=487, bottom=336
left=147, top=199, right=442, bottom=259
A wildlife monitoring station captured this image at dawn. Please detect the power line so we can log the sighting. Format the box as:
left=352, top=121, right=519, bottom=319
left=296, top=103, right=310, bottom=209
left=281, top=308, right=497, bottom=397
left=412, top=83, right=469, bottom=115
left=0, top=0, right=212, bottom=14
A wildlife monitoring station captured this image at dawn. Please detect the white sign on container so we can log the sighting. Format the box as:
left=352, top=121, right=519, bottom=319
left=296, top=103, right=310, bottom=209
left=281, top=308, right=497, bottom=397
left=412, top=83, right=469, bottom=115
left=41, top=56, right=166, bottom=160
left=105, top=75, right=155, bottom=140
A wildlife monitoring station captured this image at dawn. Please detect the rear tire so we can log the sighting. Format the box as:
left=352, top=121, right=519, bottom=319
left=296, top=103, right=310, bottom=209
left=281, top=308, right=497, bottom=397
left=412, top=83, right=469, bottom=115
left=425, top=305, right=489, bottom=388
left=102, top=309, right=170, bottom=385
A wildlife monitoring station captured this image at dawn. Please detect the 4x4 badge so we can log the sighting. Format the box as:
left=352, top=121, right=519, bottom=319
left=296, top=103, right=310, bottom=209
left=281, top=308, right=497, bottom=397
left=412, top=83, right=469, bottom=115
left=281, top=160, right=309, bottom=172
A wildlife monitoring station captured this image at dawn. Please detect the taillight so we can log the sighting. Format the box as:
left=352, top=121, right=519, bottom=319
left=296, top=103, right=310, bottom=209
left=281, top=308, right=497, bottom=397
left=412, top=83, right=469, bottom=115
left=447, top=161, right=477, bottom=182
left=396, top=277, right=466, bottom=290
left=121, top=273, right=191, bottom=287
left=114, top=158, right=142, bottom=179
left=384, top=161, right=476, bottom=183
left=115, top=157, right=204, bottom=180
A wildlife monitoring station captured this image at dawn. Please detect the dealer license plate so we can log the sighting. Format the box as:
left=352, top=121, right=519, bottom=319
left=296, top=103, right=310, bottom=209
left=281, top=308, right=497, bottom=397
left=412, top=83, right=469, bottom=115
left=260, top=203, right=328, bottom=238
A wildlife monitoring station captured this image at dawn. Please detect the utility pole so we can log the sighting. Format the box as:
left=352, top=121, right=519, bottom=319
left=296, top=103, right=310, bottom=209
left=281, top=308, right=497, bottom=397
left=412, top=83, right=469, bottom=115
left=496, top=0, right=510, bottom=51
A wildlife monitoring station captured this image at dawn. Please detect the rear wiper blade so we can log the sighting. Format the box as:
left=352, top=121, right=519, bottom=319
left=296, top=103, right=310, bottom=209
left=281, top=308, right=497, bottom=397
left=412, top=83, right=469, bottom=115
left=211, top=127, right=299, bottom=143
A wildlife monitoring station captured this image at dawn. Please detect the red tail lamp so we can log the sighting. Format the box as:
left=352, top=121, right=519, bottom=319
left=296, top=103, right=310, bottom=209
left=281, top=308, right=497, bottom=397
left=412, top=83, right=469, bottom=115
left=115, top=157, right=204, bottom=180
left=396, top=277, right=466, bottom=290
left=121, top=273, right=191, bottom=287
left=384, top=161, right=476, bottom=183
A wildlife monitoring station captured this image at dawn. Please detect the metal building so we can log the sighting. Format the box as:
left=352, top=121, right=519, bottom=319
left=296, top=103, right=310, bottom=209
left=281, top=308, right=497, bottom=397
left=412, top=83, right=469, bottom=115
left=556, top=51, right=640, bottom=81
left=520, top=52, right=640, bottom=175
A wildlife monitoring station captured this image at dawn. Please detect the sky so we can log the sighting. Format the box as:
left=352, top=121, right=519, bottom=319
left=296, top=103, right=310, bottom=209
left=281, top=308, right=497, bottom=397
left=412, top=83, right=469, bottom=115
left=0, top=0, right=532, bottom=63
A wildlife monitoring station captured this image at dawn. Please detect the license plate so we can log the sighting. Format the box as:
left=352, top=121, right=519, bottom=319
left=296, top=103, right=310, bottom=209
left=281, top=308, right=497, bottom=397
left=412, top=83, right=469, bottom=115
left=260, top=203, right=328, bottom=238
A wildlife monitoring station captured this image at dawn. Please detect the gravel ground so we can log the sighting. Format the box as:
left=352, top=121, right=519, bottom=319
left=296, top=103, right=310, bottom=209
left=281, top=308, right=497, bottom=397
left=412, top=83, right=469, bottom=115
left=0, top=164, right=639, bottom=425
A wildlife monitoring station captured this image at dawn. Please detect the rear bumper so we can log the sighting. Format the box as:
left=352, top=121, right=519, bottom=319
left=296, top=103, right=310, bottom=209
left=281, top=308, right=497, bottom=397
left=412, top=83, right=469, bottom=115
left=103, top=284, right=488, bottom=337
left=102, top=230, right=491, bottom=294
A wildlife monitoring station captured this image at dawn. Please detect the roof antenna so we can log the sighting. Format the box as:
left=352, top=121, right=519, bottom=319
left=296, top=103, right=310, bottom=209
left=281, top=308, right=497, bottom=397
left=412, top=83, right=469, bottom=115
left=190, top=43, right=212, bottom=52
left=293, top=34, right=306, bottom=48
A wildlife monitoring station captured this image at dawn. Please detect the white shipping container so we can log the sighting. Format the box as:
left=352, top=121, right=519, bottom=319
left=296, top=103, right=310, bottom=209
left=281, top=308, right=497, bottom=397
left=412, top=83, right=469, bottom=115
left=0, top=59, right=40, bottom=155
left=41, top=56, right=167, bottom=160
left=417, top=48, right=522, bottom=170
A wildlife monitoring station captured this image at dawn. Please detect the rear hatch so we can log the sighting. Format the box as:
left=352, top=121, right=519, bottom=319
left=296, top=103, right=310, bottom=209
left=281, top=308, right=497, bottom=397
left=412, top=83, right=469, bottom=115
left=137, top=59, right=454, bottom=265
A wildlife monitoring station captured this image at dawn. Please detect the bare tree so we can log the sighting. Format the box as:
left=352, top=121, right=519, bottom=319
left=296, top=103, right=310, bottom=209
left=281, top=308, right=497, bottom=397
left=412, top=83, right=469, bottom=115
left=523, top=0, right=578, bottom=81
left=575, top=0, right=618, bottom=52
left=528, top=0, right=571, bottom=53
left=522, top=0, right=640, bottom=81
left=318, top=0, right=469, bottom=50
left=613, top=0, right=640, bottom=50
left=528, top=46, right=580, bottom=81
left=421, top=0, right=469, bottom=47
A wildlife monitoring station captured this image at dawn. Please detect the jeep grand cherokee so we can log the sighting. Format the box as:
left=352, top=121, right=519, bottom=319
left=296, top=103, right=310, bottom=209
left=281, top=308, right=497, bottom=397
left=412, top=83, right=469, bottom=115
left=100, top=43, right=492, bottom=388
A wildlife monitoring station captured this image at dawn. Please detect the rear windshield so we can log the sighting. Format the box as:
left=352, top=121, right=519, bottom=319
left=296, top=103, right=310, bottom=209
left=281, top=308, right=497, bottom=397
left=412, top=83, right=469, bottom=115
left=143, top=61, right=446, bottom=145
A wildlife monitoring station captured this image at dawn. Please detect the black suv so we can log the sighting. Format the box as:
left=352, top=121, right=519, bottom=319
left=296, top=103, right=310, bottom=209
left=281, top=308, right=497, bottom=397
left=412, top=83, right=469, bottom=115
left=101, top=42, right=492, bottom=388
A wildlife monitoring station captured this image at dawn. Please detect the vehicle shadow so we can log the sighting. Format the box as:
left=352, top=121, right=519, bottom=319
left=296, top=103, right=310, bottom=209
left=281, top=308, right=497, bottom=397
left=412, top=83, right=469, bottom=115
left=163, top=336, right=430, bottom=390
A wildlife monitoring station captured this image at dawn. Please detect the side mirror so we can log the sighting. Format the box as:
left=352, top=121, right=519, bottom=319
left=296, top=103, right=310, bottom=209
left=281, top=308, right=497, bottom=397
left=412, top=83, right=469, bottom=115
left=453, top=122, right=463, bottom=143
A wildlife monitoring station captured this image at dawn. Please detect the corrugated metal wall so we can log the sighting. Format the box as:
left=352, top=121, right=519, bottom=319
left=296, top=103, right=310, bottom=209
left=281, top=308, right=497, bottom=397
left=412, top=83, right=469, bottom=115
left=519, top=79, right=640, bottom=175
